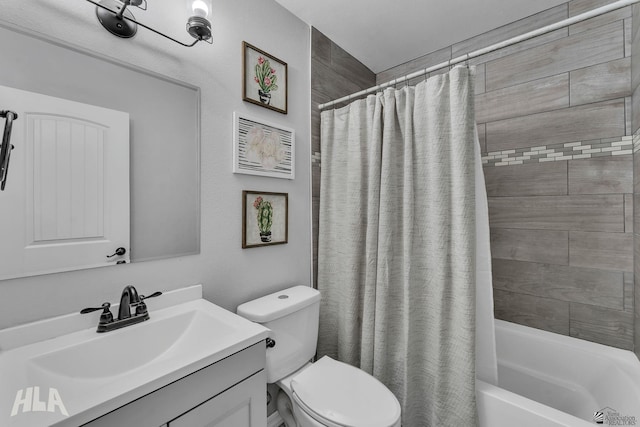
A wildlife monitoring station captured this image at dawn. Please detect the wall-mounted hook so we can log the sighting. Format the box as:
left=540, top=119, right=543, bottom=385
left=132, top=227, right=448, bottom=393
left=0, top=110, right=18, bottom=191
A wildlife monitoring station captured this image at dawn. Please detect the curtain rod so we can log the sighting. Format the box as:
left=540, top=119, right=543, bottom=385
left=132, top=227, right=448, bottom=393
left=318, top=0, right=639, bottom=110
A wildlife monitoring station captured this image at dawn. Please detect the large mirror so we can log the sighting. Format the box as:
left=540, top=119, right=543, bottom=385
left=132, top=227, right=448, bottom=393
left=0, top=23, right=200, bottom=280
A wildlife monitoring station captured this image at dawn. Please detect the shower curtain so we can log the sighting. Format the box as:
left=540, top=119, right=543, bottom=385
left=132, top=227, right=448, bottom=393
left=317, top=66, right=496, bottom=426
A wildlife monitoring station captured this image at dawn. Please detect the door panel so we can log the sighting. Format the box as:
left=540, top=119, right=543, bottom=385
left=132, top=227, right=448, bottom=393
left=29, top=116, right=106, bottom=242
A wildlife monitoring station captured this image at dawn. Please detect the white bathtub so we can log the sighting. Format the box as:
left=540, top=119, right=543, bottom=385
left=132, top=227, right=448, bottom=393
left=477, top=319, right=640, bottom=427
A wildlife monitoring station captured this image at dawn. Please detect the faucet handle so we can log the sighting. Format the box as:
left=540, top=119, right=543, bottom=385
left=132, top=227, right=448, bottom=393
left=140, top=291, right=162, bottom=300
left=80, top=302, right=114, bottom=326
left=80, top=302, right=111, bottom=314
left=134, top=291, right=162, bottom=317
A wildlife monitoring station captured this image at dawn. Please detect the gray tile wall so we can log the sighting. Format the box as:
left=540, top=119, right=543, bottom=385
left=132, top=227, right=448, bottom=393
left=312, top=1, right=638, bottom=351
left=632, top=4, right=640, bottom=360
left=375, top=0, right=635, bottom=350
left=311, top=28, right=376, bottom=288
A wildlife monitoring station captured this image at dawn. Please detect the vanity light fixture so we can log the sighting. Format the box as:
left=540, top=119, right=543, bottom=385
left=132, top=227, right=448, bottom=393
left=86, top=0, right=212, bottom=47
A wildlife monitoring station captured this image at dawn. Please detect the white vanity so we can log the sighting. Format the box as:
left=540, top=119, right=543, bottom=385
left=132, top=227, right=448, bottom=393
left=0, top=285, right=269, bottom=427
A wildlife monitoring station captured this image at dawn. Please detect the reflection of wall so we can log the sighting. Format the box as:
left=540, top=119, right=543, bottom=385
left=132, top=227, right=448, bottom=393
left=0, top=1, right=311, bottom=329
left=377, top=0, right=635, bottom=350
left=311, top=28, right=376, bottom=288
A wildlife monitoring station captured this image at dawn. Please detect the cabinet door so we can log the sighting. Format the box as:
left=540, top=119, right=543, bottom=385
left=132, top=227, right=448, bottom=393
left=169, top=371, right=266, bottom=427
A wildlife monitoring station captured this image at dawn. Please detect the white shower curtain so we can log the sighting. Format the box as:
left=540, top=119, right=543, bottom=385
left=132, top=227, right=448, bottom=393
left=317, top=66, right=496, bottom=426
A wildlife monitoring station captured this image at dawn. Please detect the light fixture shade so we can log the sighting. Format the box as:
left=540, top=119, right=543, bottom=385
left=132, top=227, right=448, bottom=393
left=188, top=0, right=211, bottom=18
left=186, top=0, right=212, bottom=42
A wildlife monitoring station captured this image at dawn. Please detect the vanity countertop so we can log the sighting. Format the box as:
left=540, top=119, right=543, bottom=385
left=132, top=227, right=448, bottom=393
left=0, top=285, right=269, bottom=427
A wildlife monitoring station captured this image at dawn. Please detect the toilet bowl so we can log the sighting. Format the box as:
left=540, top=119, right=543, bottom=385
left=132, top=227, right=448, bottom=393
left=237, top=286, right=401, bottom=427
left=277, top=357, right=401, bottom=427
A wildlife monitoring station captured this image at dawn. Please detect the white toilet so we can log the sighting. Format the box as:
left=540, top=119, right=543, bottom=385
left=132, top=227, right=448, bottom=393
left=237, top=286, right=401, bottom=427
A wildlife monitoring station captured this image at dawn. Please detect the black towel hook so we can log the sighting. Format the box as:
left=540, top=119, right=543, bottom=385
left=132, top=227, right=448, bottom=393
left=0, top=110, right=18, bottom=191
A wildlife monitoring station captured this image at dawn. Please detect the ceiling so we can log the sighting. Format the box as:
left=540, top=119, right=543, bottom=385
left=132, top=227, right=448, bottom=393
left=274, top=0, right=569, bottom=73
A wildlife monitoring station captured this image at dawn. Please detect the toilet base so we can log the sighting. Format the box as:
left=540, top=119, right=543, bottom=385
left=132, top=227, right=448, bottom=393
left=275, top=389, right=336, bottom=427
left=274, top=364, right=342, bottom=427
left=276, top=389, right=297, bottom=427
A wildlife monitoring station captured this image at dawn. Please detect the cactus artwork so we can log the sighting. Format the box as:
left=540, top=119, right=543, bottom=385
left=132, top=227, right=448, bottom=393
left=254, top=56, right=278, bottom=105
left=253, top=196, right=273, bottom=242
left=243, top=43, right=288, bottom=114
left=254, top=56, right=278, bottom=93
left=242, top=190, right=288, bottom=248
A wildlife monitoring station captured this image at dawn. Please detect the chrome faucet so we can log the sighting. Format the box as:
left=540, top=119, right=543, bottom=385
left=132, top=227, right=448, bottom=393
left=81, top=285, right=162, bottom=332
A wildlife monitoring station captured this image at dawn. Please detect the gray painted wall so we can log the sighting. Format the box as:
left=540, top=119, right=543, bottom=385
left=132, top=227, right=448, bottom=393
left=0, top=0, right=312, bottom=329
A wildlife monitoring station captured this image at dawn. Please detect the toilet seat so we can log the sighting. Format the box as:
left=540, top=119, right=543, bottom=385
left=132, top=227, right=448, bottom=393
left=290, top=356, right=401, bottom=427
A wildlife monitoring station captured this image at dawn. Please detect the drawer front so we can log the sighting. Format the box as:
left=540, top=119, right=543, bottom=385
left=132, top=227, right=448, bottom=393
left=83, top=341, right=265, bottom=427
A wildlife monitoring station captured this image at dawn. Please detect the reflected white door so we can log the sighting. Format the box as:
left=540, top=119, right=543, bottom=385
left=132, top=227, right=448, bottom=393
left=0, top=85, right=130, bottom=279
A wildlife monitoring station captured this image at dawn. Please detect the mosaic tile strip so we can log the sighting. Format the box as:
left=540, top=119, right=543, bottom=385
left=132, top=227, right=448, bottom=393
left=313, top=136, right=634, bottom=168
left=482, top=136, right=633, bottom=167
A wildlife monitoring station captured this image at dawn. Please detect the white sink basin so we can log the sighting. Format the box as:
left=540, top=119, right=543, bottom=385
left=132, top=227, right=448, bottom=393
left=29, top=309, right=206, bottom=380
left=0, top=285, right=269, bottom=427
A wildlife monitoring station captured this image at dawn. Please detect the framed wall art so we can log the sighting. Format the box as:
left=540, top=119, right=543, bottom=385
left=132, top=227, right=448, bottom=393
left=233, top=112, right=295, bottom=179
left=242, top=41, right=288, bottom=114
left=242, top=190, right=288, bottom=248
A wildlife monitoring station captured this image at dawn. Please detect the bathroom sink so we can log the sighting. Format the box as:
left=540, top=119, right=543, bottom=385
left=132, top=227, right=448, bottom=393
left=0, top=285, right=269, bottom=427
left=28, top=309, right=216, bottom=380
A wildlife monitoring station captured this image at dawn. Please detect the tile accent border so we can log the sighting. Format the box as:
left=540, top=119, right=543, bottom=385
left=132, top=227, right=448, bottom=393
left=482, top=136, right=633, bottom=167
left=314, top=136, right=633, bottom=168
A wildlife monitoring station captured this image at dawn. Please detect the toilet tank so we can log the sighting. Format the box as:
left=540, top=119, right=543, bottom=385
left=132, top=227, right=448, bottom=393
left=237, top=286, right=320, bottom=383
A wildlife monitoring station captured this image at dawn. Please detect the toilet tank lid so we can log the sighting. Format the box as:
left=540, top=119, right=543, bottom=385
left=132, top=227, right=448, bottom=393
left=236, top=285, right=320, bottom=323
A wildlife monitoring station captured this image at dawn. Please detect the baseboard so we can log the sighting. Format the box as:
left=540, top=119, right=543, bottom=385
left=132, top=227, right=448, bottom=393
left=267, top=411, right=284, bottom=427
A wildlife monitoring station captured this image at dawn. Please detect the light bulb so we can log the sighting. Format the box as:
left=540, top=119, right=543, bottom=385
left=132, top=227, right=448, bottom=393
left=191, top=0, right=209, bottom=18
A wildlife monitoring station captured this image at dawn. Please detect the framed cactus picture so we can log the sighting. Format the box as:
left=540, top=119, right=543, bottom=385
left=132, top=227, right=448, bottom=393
left=242, top=41, right=288, bottom=114
left=242, top=191, right=288, bottom=248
